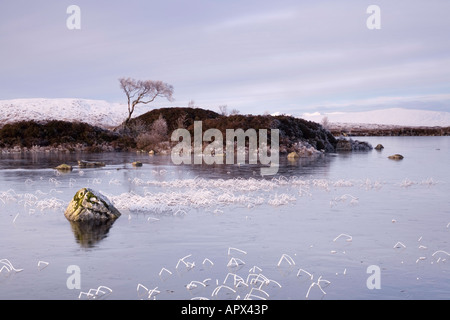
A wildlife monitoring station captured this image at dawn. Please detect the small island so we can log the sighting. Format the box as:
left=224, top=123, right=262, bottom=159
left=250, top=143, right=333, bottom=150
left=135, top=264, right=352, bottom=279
left=0, top=106, right=353, bottom=157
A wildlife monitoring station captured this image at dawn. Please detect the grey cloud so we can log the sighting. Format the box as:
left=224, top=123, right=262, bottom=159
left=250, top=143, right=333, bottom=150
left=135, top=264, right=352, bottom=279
left=0, top=0, right=449, bottom=114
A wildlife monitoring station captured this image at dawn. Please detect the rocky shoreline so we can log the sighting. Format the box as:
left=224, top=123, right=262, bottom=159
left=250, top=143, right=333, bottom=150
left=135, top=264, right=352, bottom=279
left=0, top=143, right=116, bottom=154
left=0, top=137, right=372, bottom=157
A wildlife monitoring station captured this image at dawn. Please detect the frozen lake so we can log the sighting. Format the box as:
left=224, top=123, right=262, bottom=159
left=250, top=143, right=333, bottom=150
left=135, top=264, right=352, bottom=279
left=0, top=136, right=449, bottom=300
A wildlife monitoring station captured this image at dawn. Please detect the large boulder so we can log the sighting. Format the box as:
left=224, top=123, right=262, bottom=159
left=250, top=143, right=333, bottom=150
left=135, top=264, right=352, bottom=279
left=64, top=188, right=121, bottom=222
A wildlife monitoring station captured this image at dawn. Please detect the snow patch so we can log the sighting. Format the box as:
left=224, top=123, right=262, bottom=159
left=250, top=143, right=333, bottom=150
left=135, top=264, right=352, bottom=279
left=0, top=98, right=148, bottom=129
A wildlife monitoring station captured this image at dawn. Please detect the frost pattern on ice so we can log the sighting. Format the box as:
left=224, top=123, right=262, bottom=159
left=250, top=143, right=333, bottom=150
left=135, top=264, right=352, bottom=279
left=0, top=175, right=439, bottom=218
left=108, top=177, right=385, bottom=215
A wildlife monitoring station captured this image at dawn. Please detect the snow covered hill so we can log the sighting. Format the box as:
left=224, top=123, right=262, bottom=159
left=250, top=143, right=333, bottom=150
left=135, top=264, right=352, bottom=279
left=0, top=98, right=139, bottom=129
left=300, top=108, right=450, bottom=127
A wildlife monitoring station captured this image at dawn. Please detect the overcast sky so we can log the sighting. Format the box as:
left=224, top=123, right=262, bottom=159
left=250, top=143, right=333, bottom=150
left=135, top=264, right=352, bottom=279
left=1, top=0, right=449, bottom=115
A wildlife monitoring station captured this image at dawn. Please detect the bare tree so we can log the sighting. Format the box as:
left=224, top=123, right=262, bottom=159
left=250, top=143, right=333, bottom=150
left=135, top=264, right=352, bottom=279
left=218, top=105, right=228, bottom=116
left=187, top=100, right=196, bottom=108
left=119, top=77, right=174, bottom=126
left=230, top=108, right=240, bottom=115
left=128, top=119, right=147, bottom=138
left=136, top=114, right=168, bottom=150
left=151, top=114, right=168, bottom=139
left=321, top=116, right=330, bottom=130
left=176, top=112, right=188, bottom=129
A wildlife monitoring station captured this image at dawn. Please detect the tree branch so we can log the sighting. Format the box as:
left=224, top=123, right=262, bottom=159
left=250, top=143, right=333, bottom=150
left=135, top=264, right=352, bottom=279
left=119, top=77, right=174, bottom=127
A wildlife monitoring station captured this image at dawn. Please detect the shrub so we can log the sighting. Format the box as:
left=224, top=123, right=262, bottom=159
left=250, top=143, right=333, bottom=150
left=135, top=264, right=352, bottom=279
left=135, top=115, right=169, bottom=151
left=0, top=120, right=120, bottom=149
left=136, top=132, right=158, bottom=150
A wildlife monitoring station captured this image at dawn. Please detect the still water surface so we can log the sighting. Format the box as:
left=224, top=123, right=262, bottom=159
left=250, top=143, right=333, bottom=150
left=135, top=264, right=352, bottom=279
left=0, top=137, right=449, bottom=299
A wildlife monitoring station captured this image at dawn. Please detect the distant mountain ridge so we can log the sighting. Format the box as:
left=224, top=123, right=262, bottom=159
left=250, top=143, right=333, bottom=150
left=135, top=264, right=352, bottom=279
left=1, top=98, right=449, bottom=129
left=300, top=108, right=450, bottom=127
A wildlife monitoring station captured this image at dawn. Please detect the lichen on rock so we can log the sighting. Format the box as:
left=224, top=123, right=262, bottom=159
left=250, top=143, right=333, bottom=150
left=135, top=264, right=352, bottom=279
left=64, top=188, right=121, bottom=222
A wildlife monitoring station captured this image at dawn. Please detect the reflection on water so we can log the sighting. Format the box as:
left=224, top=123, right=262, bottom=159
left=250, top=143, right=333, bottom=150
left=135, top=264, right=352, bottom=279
left=69, top=219, right=117, bottom=248
left=0, top=150, right=335, bottom=179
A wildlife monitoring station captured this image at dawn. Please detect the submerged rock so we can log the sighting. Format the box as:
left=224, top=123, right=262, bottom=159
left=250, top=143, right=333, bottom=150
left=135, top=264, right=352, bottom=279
left=388, top=154, right=404, bottom=160
left=55, top=164, right=73, bottom=171
left=375, top=144, right=384, bottom=150
left=64, top=188, right=121, bottom=222
left=132, top=161, right=143, bottom=167
left=78, top=160, right=106, bottom=168
left=287, top=152, right=299, bottom=159
left=287, top=140, right=323, bottom=159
